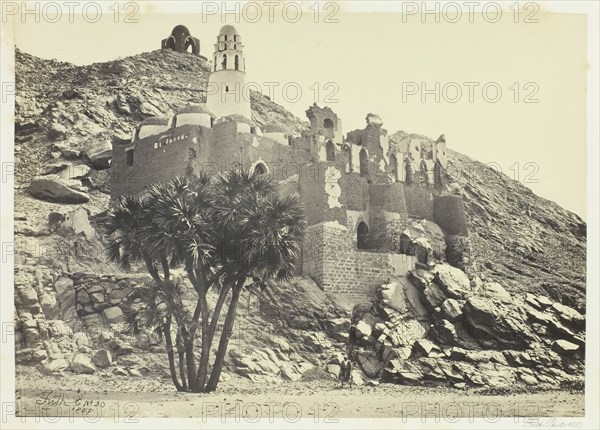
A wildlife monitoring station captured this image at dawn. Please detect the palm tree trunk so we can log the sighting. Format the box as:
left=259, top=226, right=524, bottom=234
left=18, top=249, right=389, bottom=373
left=163, top=322, right=183, bottom=392
left=205, top=286, right=241, bottom=392
left=178, top=351, right=187, bottom=390
left=143, top=255, right=162, bottom=284
left=194, top=284, right=231, bottom=391
left=175, top=332, right=187, bottom=390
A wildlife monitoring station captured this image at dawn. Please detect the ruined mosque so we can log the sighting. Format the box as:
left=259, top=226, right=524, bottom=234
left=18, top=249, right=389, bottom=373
left=111, top=25, right=469, bottom=299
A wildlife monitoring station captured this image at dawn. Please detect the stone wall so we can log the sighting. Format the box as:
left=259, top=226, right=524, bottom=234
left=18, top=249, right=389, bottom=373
left=403, top=182, right=434, bottom=219
left=303, top=222, right=416, bottom=300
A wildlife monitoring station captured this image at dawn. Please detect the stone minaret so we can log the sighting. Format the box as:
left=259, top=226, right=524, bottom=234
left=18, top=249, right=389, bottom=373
left=206, top=25, right=251, bottom=120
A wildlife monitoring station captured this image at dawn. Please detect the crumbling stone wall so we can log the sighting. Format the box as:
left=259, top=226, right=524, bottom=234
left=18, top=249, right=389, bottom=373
left=303, top=222, right=416, bottom=300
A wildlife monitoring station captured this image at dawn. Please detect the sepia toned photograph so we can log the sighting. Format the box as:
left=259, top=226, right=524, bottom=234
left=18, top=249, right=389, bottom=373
left=0, top=1, right=598, bottom=427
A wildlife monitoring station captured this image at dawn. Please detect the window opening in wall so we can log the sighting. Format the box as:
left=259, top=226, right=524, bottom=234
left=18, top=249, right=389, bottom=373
left=126, top=149, right=134, bottom=166
left=357, top=222, right=369, bottom=249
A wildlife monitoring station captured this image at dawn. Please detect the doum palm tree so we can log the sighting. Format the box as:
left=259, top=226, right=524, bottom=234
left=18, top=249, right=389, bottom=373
left=104, top=169, right=306, bottom=392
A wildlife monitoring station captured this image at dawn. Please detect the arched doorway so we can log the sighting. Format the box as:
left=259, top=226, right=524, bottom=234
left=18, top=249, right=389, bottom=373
left=253, top=162, right=267, bottom=176
left=389, top=153, right=398, bottom=182
left=420, top=160, right=428, bottom=187
left=326, top=140, right=335, bottom=162
left=404, top=159, right=413, bottom=184
left=359, top=149, right=369, bottom=177
left=221, top=54, right=227, bottom=70
left=434, top=161, right=443, bottom=188
left=357, top=222, right=369, bottom=249
left=342, top=144, right=352, bottom=172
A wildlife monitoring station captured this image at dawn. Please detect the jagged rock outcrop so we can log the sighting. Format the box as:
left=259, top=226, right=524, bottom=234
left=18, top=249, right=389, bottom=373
left=349, top=263, right=585, bottom=388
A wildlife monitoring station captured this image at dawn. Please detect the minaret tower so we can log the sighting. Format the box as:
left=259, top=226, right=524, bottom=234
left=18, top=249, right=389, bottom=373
left=205, top=25, right=251, bottom=120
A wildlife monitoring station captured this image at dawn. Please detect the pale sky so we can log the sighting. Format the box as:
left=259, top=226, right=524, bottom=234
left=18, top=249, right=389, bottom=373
left=13, top=2, right=590, bottom=218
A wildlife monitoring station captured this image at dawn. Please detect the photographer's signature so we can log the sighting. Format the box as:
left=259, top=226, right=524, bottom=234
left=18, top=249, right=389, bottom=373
left=34, top=390, right=106, bottom=417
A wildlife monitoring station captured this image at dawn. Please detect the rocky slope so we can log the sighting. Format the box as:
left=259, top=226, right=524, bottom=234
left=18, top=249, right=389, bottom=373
left=12, top=48, right=586, bottom=390
left=388, top=131, right=586, bottom=310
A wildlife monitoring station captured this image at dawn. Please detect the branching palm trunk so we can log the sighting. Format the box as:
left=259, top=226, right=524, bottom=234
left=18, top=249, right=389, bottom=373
left=163, top=319, right=183, bottom=392
left=205, top=285, right=242, bottom=392
left=194, top=283, right=231, bottom=391
left=176, top=332, right=187, bottom=390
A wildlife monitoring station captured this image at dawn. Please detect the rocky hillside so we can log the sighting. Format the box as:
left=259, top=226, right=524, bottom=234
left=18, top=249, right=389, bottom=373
left=12, top=48, right=586, bottom=391
left=388, top=131, right=586, bottom=310
left=445, top=149, right=586, bottom=310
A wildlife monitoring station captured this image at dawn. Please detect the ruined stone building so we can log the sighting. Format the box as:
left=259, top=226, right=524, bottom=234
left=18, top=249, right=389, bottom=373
left=112, top=25, right=469, bottom=299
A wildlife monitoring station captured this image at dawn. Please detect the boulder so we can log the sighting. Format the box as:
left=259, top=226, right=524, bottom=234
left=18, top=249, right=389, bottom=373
left=411, top=339, right=441, bottom=358
left=400, top=220, right=446, bottom=262
left=139, top=102, right=163, bottom=118
left=481, top=282, right=512, bottom=303
left=552, top=339, right=579, bottom=356
left=73, top=332, right=90, bottom=350
left=71, top=354, right=96, bottom=374
left=32, top=348, right=48, bottom=362
left=61, top=207, right=96, bottom=237
left=103, top=306, right=124, bottom=324
left=391, top=320, right=428, bottom=346
left=39, top=163, right=68, bottom=176
left=536, top=295, right=554, bottom=309
left=92, top=349, right=113, bottom=368
left=351, top=370, right=365, bottom=386
left=77, top=289, right=92, bottom=305
left=59, top=164, right=90, bottom=180
left=551, top=302, right=585, bottom=329
left=48, top=320, right=72, bottom=338
left=47, top=122, right=67, bottom=140
left=53, top=277, right=77, bottom=321
left=38, top=292, right=60, bottom=319
left=356, top=350, right=384, bottom=378
left=14, top=221, right=51, bottom=236
left=432, top=319, right=458, bottom=345
left=378, top=281, right=407, bottom=311
left=463, top=297, right=535, bottom=350
left=28, top=177, right=89, bottom=204
left=432, top=264, right=472, bottom=299
left=16, top=282, right=39, bottom=309
left=525, top=293, right=542, bottom=310
left=41, top=358, right=69, bottom=374
left=84, top=140, right=112, bottom=169
left=440, top=298, right=463, bottom=321
left=355, top=320, right=372, bottom=339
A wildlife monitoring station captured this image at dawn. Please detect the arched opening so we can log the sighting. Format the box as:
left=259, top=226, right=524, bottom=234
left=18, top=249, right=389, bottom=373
left=235, top=55, right=239, bottom=70
left=222, top=54, right=227, bottom=70
left=342, top=144, right=353, bottom=172
left=225, top=86, right=229, bottom=93
left=234, top=44, right=237, bottom=49
left=434, top=161, right=443, bottom=188
left=399, top=233, right=412, bottom=254
left=326, top=140, right=335, bottom=162
left=253, top=163, right=267, bottom=176
left=359, top=148, right=369, bottom=177
left=357, top=222, right=369, bottom=250
left=214, top=56, right=217, bottom=71
left=404, top=159, right=413, bottom=184
left=323, top=118, right=334, bottom=129
left=420, top=160, right=429, bottom=187
left=390, top=153, right=398, bottom=182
